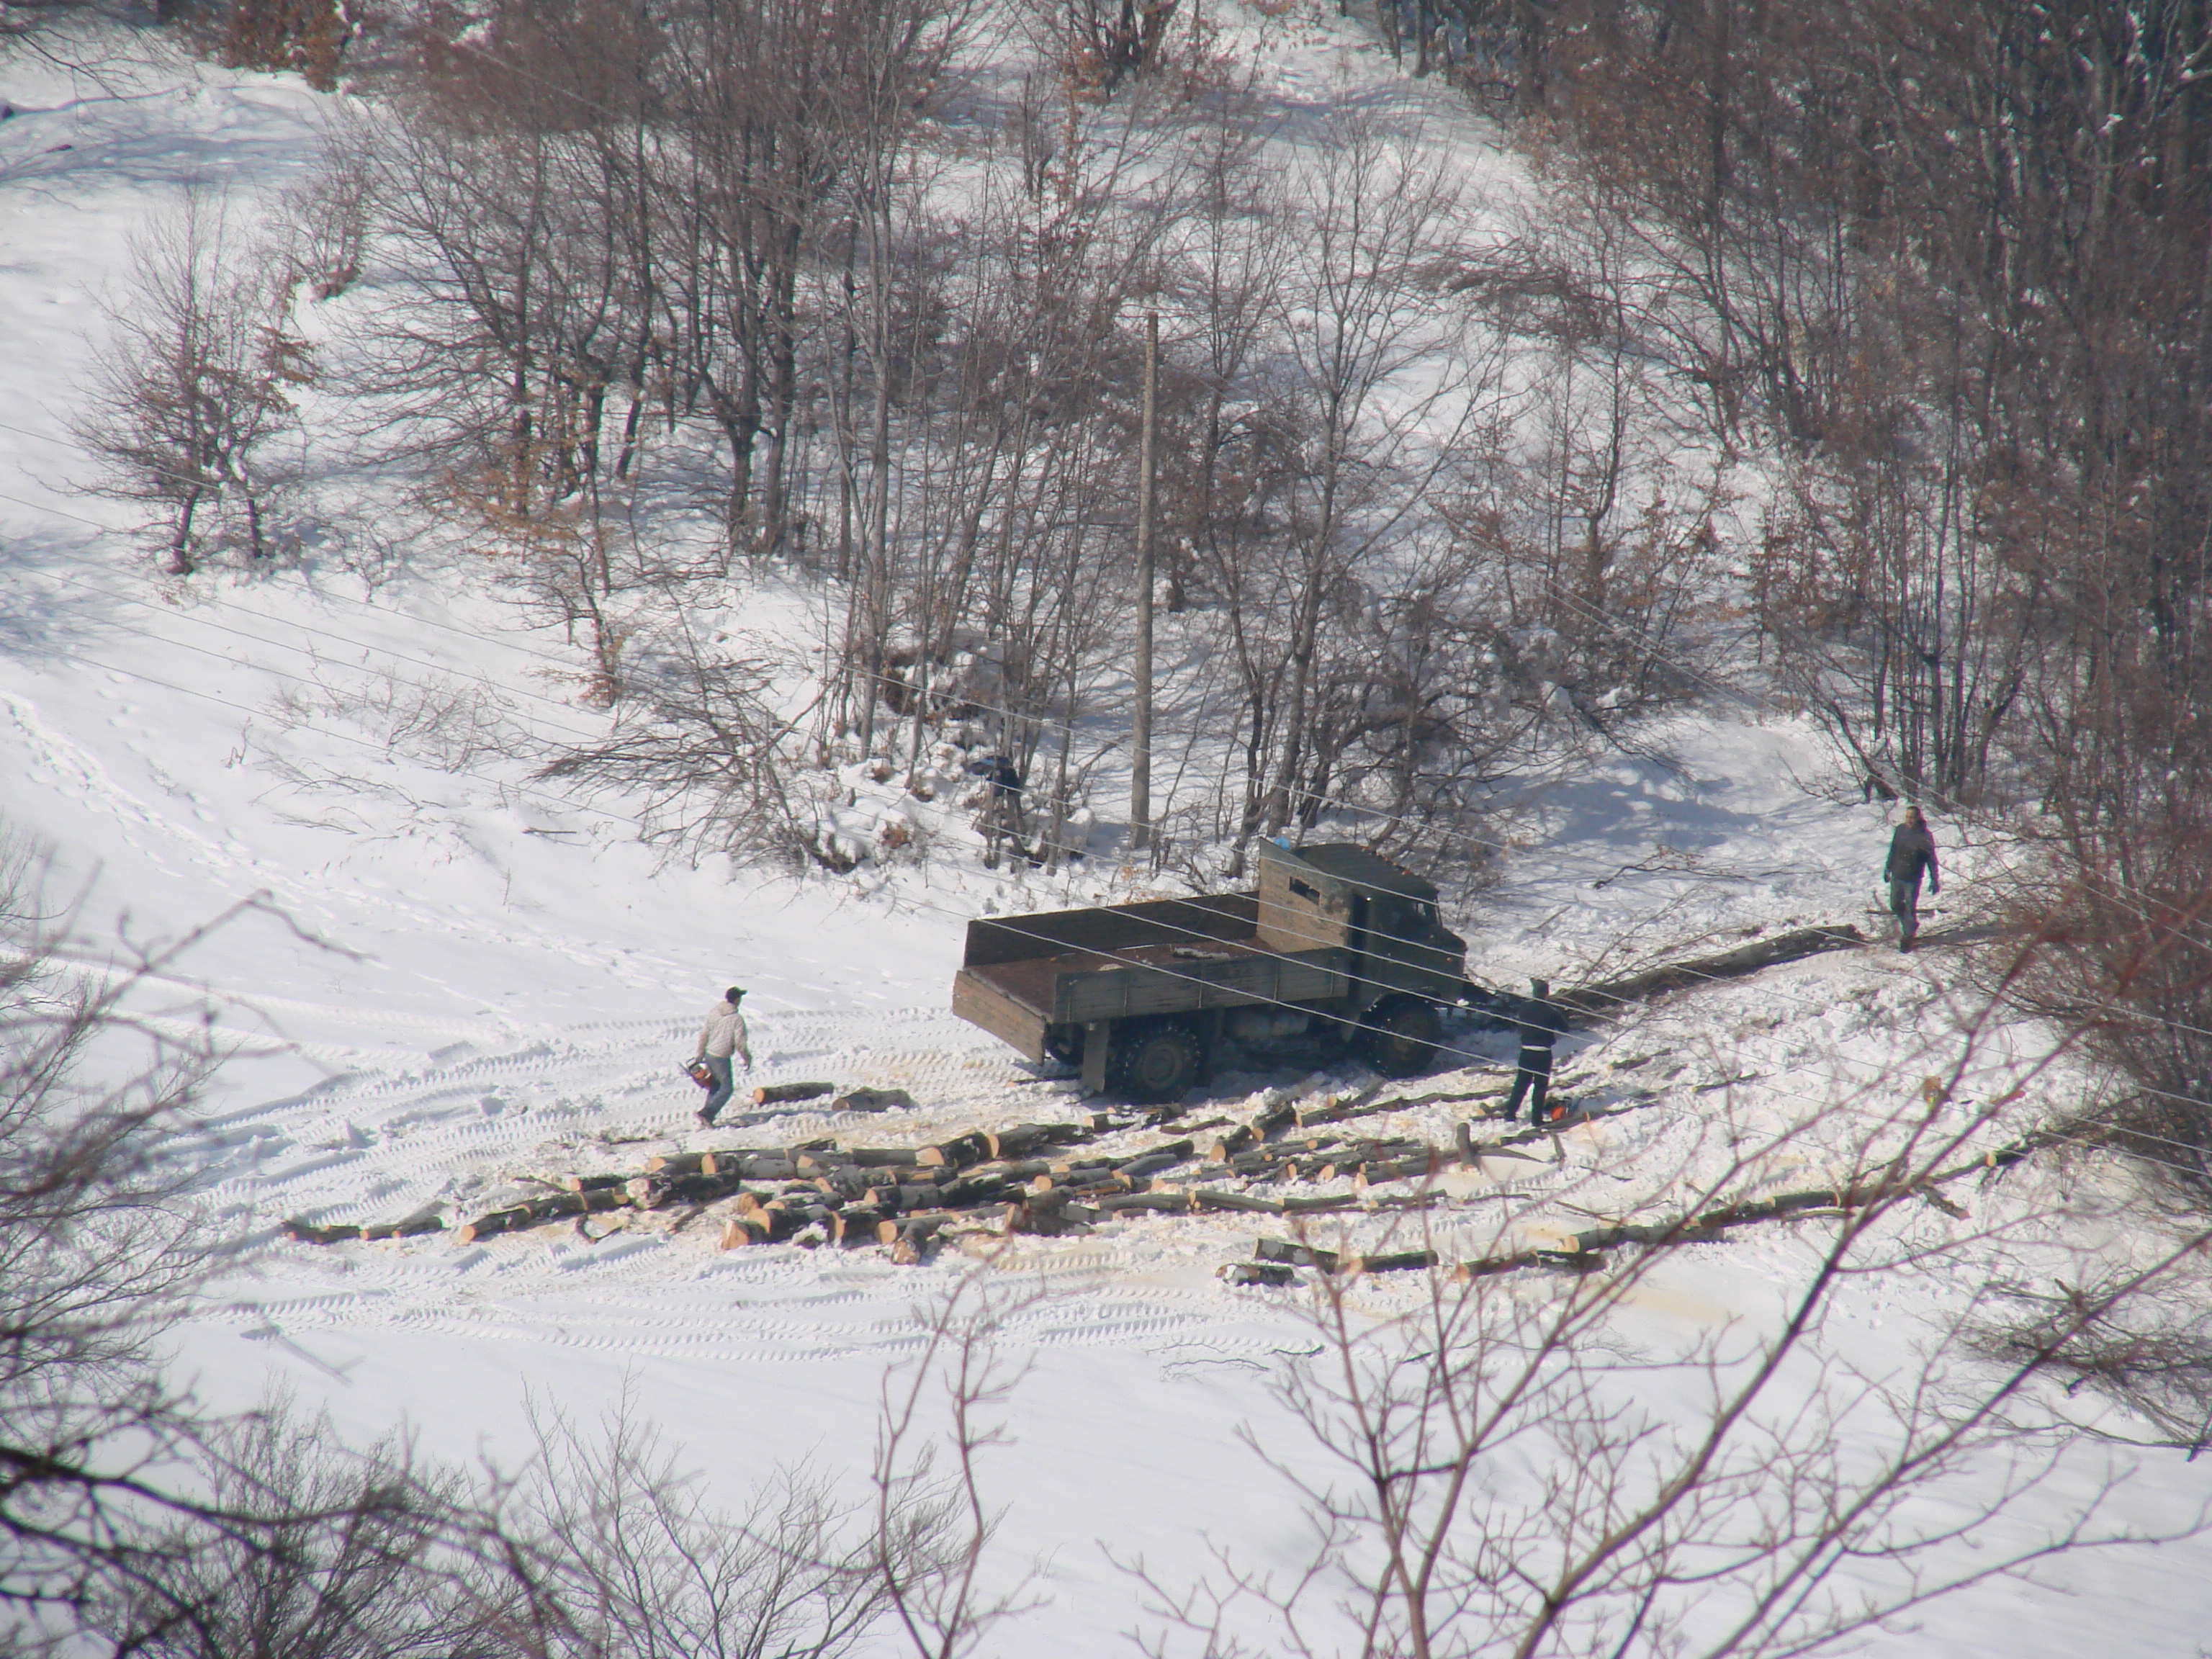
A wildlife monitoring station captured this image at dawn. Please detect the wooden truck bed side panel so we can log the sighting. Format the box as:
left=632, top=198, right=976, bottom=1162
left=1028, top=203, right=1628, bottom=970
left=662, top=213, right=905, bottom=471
left=1058, top=945, right=1349, bottom=1022
left=951, top=968, right=1051, bottom=1061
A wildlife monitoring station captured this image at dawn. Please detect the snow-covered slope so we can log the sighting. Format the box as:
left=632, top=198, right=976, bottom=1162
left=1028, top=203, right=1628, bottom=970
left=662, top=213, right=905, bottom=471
left=6, top=14, right=2211, bottom=1657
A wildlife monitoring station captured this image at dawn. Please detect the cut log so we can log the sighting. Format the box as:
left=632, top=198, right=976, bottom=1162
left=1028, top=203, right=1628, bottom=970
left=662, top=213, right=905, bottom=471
left=966, top=1158, right=1056, bottom=1182
left=878, top=1213, right=949, bottom=1250
left=457, top=1205, right=529, bottom=1244
left=939, top=1172, right=1012, bottom=1207
left=1191, top=1189, right=1283, bottom=1215
left=720, top=1215, right=768, bottom=1249
left=715, top=1203, right=810, bottom=1246
left=495, top=1195, right=580, bottom=1236
left=647, top=1151, right=713, bottom=1175
left=1254, top=1236, right=1339, bottom=1272
left=1559, top=925, right=1866, bottom=1016
left=557, top=1174, right=631, bottom=1194
left=282, top=1219, right=361, bottom=1245
left=985, top=1122, right=1088, bottom=1159
left=1118, top=1143, right=1192, bottom=1180
left=832, top=1087, right=916, bottom=1114
left=835, top=1204, right=885, bottom=1244
left=1046, top=1158, right=1117, bottom=1181
left=1295, top=1083, right=1385, bottom=1128
left=916, top=1131, right=991, bottom=1170
left=1207, top=1125, right=1257, bottom=1161
left=359, top=1213, right=448, bottom=1242
left=1278, top=1192, right=1362, bottom=1215
left=752, top=1081, right=837, bottom=1106
left=838, top=1147, right=923, bottom=1169
left=1353, top=1151, right=1445, bottom=1189
left=662, top=1171, right=749, bottom=1205
left=1094, top=1191, right=1189, bottom=1214
left=866, top=1181, right=948, bottom=1213
left=761, top=1202, right=811, bottom=1241
left=708, top=1154, right=799, bottom=1180
left=1343, top=1249, right=1439, bottom=1275
left=1219, top=1262, right=1296, bottom=1287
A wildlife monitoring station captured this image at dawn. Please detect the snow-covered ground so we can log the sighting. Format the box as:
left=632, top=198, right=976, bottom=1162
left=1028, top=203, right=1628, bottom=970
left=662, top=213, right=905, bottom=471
left=6, top=12, right=2211, bottom=1655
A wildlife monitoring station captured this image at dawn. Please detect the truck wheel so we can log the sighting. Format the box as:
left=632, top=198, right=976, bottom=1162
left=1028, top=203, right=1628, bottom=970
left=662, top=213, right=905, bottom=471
left=1360, top=998, right=1442, bottom=1079
left=1110, top=1020, right=1205, bottom=1104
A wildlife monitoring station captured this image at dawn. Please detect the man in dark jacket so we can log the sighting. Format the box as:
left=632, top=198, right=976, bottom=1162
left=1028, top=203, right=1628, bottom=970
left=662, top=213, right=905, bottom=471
left=968, top=752, right=1025, bottom=868
left=1884, top=806, right=1941, bottom=952
left=1502, top=977, right=1568, bottom=1123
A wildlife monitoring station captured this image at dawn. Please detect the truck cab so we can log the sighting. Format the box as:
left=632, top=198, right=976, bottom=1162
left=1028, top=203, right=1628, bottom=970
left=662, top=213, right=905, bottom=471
left=1254, top=840, right=1467, bottom=1006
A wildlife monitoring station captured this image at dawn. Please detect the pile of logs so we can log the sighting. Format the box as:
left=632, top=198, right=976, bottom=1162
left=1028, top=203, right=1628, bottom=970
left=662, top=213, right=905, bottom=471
left=284, top=1084, right=1561, bottom=1259
left=285, top=1078, right=2051, bottom=1283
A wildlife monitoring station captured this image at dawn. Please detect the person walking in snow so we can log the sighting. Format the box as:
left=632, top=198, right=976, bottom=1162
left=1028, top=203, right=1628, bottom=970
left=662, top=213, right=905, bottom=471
left=971, top=752, right=1026, bottom=869
left=693, top=986, right=752, bottom=1128
left=1501, top=977, right=1568, bottom=1124
left=1884, top=806, right=1941, bottom=952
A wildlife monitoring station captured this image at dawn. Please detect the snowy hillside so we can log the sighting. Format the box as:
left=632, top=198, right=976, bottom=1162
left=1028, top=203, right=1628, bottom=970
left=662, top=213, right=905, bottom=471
left=5, top=7, right=2211, bottom=1657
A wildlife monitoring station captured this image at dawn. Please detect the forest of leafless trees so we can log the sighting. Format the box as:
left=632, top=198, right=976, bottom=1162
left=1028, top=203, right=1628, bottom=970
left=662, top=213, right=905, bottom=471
left=10, top=4, right=2212, bottom=1651
left=55, top=0, right=2212, bottom=1188
left=80, top=0, right=2200, bottom=1190
left=79, top=0, right=2203, bottom=845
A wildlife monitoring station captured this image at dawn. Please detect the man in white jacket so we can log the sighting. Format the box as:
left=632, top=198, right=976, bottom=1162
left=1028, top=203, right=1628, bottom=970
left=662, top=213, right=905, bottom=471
left=693, top=986, right=752, bottom=1127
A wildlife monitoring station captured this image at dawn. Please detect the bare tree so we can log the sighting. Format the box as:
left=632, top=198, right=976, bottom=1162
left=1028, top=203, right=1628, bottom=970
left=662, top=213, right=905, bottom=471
left=534, top=629, right=827, bottom=868
left=870, top=1274, right=1035, bottom=1659
left=187, top=0, right=353, bottom=91
left=1232, top=114, right=1485, bottom=845
left=1030, top=0, right=1183, bottom=91
left=93, top=1406, right=500, bottom=1659
left=0, top=832, right=232, bottom=1645
left=472, top=1398, right=914, bottom=1659
left=1996, top=788, right=2212, bottom=1212
left=1129, top=989, right=2212, bottom=1658
left=71, top=190, right=303, bottom=574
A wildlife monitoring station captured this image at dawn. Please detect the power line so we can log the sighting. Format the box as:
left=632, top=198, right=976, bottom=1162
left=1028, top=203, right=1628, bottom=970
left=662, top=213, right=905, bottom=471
left=17, top=612, right=2203, bottom=1174
left=18, top=428, right=2212, bottom=1061
left=887, top=879, right=2212, bottom=1187
left=22, top=482, right=2212, bottom=1058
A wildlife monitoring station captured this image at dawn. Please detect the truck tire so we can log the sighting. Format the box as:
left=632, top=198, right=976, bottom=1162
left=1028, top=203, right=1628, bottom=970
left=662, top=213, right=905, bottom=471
left=1044, top=1025, right=1084, bottom=1066
left=1110, top=1020, right=1206, bottom=1104
left=1359, top=997, right=1442, bottom=1079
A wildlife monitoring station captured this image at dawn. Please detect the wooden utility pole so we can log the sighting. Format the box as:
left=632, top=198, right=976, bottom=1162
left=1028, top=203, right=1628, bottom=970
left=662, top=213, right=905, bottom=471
left=1131, top=311, right=1158, bottom=852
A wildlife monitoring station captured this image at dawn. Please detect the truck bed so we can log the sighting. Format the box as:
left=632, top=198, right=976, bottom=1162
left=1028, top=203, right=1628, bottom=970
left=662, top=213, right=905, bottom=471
left=950, top=845, right=1467, bottom=1074
left=952, top=911, right=1349, bottom=1061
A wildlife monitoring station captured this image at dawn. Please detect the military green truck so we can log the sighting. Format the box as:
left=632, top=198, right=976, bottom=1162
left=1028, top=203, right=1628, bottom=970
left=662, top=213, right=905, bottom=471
left=950, top=840, right=1476, bottom=1102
